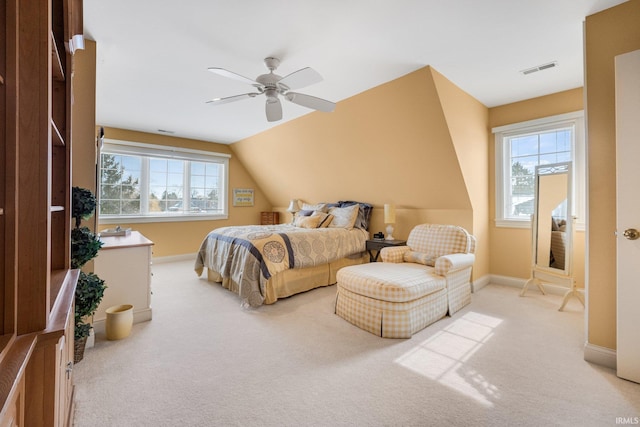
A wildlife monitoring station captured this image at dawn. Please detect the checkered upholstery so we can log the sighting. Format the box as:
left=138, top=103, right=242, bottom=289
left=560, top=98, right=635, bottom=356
left=336, top=285, right=448, bottom=338
left=337, top=262, right=445, bottom=303
left=335, top=224, right=475, bottom=338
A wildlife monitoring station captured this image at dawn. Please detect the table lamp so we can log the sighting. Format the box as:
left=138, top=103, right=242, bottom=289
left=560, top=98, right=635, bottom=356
left=384, top=204, right=396, bottom=240
left=287, top=199, right=300, bottom=224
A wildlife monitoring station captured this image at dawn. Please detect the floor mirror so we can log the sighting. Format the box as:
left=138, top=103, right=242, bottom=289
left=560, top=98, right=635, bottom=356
left=520, top=162, right=583, bottom=311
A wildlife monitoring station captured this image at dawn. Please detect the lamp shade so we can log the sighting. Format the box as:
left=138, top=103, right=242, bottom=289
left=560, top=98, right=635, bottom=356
left=384, top=204, right=396, bottom=224
left=287, top=199, right=300, bottom=213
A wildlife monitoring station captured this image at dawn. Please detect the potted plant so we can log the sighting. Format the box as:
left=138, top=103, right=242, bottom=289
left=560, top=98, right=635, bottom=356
left=71, top=186, right=106, bottom=363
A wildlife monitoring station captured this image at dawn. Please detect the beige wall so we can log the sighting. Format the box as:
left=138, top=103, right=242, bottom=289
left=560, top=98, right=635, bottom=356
left=72, top=40, right=98, bottom=198
left=584, top=0, right=640, bottom=350
left=232, top=66, right=490, bottom=279
left=431, top=69, right=490, bottom=284
left=488, top=88, right=585, bottom=288
left=72, top=39, right=98, bottom=271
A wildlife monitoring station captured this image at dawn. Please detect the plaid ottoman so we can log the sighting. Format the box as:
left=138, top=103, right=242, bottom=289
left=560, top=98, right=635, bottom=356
left=335, top=262, right=448, bottom=338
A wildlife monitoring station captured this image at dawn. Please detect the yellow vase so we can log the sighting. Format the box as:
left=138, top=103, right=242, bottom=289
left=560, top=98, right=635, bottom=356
left=105, top=304, right=134, bottom=340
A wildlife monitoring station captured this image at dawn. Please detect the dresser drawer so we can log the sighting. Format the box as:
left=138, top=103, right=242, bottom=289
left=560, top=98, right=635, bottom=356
left=260, top=212, right=279, bottom=225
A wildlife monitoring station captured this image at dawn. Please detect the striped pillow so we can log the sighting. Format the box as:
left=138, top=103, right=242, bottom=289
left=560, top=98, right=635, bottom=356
left=311, top=211, right=334, bottom=228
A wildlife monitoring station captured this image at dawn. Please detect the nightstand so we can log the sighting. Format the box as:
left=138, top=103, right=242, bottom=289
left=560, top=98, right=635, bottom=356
left=366, top=239, right=407, bottom=262
left=260, top=212, right=280, bottom=225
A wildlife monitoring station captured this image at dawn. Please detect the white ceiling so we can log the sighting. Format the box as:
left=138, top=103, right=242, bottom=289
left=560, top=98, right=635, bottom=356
left=83, top=0, right=627, bottom=144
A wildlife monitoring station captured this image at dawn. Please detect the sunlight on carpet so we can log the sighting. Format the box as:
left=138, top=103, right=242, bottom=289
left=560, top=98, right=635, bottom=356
left=394, top=312, right=503, bottom=407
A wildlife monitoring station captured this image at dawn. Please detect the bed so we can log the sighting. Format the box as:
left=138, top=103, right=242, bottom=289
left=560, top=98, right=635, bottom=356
left=194, top=201, right=372, bottom=307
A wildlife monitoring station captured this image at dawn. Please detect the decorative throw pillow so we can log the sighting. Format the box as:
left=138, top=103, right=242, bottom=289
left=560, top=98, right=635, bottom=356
left=295, top=214, right=321, bottom=229
left=301, top=202, right=328, bottom=213
left=311, top=211, right=333, bottom=228
left=403, top=250, right=437, bottom=266
left=328, top=204, right=359, bottom=229
left=297, top=209, right=314, bottom=217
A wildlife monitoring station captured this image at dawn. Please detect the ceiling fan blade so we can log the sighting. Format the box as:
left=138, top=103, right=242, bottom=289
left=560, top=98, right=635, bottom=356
left=285, top=92, right=335, bottom=112
left=208, top=67, right=261, bottom=87
left=206, top=93, right=259, bottom=105
left=265, top=98, right=282, bottom=122
left=278, top=67, right=323, bottom=90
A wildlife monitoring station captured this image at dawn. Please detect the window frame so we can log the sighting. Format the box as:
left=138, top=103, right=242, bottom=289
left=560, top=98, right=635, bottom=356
left=493, top=111, right=585, bottom=230
left=98, top=139, right=230, bottom=224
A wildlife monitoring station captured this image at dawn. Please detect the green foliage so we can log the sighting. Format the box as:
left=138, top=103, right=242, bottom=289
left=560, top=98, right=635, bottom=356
left=512, top=161, right=532, bottom=176
left=69, top=186, right=107, bottom=345
left=76, top=271, right=107, bottom=319
left=75, top=322, right=92, bottom=340
left=71, top=227, right=103, bottom=269
left=72, top=186, right=97, bottom=228
left=74, top=271, right=107, bottom=340
left=99, top=154, right=141, bottom=215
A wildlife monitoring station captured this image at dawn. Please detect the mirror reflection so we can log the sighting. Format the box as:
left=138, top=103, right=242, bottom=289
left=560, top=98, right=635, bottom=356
left=533, top=163, right=572, bottom=276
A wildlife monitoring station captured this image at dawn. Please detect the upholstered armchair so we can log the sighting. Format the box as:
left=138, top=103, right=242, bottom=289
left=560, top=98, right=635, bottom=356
left=380, top=224, right=476, bottom=315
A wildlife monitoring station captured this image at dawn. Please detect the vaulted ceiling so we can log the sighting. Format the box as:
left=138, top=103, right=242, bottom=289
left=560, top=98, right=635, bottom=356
left=83, top=0, right=627, bottom=144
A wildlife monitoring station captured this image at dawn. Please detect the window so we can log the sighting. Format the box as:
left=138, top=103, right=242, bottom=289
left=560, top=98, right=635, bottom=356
left=99, top=140, right=230, bottom=223
left=493, top=111, right=585, bottom=229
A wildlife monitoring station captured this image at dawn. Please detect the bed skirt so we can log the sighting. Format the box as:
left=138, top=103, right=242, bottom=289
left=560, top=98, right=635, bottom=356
left=205, top=253, right=369, bottom=305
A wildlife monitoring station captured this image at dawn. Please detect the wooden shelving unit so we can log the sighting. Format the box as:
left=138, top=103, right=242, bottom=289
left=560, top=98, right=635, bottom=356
left=1, top=0, right=84, bottom=425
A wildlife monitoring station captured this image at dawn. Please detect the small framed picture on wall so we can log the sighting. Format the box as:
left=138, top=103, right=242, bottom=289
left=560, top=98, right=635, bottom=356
left=233, top=188, right=254, bottom=207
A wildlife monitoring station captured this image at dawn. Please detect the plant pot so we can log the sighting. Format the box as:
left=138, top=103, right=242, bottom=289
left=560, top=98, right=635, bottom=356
left=74, top=336, right=88, bottom=363
left=105, top=304, right=134, bottom=340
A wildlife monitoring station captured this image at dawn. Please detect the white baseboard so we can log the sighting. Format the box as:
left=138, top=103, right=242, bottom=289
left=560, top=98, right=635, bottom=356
left=488, top=274, right=575, bottom=296
left=152, top=253, right=197, bottom=264
left=488, top=274, right=526, bottom=289
left=472, top=275, right=491, bottom=292
left=583, top=342, right=617, bottom=370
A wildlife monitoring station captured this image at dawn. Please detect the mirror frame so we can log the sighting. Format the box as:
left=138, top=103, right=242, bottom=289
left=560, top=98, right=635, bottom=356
left=530, top=161, right=574, bottom=286
left=522, top=161, right=583, bottom=310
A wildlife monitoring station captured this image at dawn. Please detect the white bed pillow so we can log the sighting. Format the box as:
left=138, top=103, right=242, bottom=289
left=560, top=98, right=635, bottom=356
left=328, top=204, right=359, bottom=229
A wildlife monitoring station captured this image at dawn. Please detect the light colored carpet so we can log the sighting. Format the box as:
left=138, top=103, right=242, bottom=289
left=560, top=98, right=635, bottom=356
left=72, top=260, right=640, bottom=426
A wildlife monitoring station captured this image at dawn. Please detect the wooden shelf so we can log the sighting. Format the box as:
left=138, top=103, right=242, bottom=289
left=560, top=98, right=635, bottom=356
left=50, top=32, right=64, bottom=81
left=0, top=335, right=37, bottom=414
left=51, top=119, right=64, bottom=146
left=48, top=269, right=77, bottom=326
left=2, top=0, right=80, bottom=424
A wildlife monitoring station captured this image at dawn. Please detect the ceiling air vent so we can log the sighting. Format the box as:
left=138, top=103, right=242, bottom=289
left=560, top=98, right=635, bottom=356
left=521, top=61, right=558, bottom=75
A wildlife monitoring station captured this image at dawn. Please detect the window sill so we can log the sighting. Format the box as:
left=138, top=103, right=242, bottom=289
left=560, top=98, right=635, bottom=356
left=495, top=219, right=532, bottom=229
left=495, top=218, right=585, bottom=232
left=99, top=214, right=228, bottom=224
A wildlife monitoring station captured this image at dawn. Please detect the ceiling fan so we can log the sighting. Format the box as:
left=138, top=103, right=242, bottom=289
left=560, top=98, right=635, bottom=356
left=207, top=57, right=336, bottom=122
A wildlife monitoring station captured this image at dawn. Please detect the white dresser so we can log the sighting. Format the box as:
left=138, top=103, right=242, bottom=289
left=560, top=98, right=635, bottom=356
left=93, top=231, right=154, bottom=334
